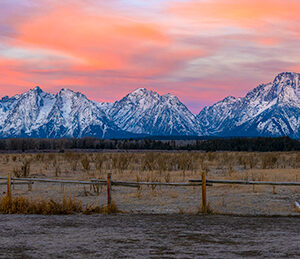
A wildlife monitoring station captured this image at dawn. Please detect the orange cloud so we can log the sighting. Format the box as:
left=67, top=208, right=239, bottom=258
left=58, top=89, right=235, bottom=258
left=0, top=58, right=33, bottom=95
left=288, top=64, right=300, bottom=74
left=9, top=3, right=210, bottom=83
left=169, top=0, right=300, bottom=29
left=220, top=34, right=283, bottom=47
left=16, top=7, right=171, bottom=71
left=2, top=0, right=299, bottom=113
left=254, top=37, right=282, bottom=46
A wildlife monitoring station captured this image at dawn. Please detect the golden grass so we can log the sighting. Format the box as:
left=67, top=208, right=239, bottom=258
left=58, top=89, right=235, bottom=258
left=0, top=195, right=121, bottom=215
left=1, top=151, right=299, bottom=183
left=0, top=151, right=299, bottom=215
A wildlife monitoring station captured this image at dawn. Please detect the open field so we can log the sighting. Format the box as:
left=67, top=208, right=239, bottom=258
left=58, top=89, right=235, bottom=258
left=1, top=214, right=299, bottom=258
left=0, top=151, right=300, bottom=215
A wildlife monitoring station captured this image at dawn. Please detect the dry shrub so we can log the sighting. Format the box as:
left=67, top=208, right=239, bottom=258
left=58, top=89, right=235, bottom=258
left=47, top=153, right=56, bottom=161
left=65, top=152, right=81, bottom=171
left=164, top=172, right=171, bottom=183
left=35, top=153, right=44, bottom=161
left=0, top=195, right=82, bottom=214
left=55, top=165, right=61, bottom=177
left=4, top=155, right=9, bottom=163
left=13, top=160, right=31, bottom=178
left=81, top=156, right=90, bottom=171
left=22, top=160, right=31, bottom=177
left=95, top=154, right=106, bottom=173
left=13, top=167, right=21, bottom=178
left=64, top=151, right=76, bottom=160
left=98, top=202, right=121, bottom=214
left=196, top=203, right=215, bottom=215
left=261, top=153, right=278, bottom=169
left=52, top=159, right=57, bottom=167
left=296, top=153, right=300, bottom=167
left=71, top=160, right=78, bottom=171
left=0, top=195, right=121, bottom=215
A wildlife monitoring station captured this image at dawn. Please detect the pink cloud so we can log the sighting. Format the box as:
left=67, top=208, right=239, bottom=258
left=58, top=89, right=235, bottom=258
left=0, top=0, right=300, bottom=113
left=169, top=0, right=300, bottom=29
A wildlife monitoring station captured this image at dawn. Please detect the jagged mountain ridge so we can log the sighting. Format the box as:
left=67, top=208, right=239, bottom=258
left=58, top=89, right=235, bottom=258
left=0, top=87, right=130, bottom=138
left=0, top=72, right=299, bottom=138
left=197, top=72, right=300, bottom=138
left=0, top=86, right=199, bottom=138
left=108, top=88, right=200, bottom=136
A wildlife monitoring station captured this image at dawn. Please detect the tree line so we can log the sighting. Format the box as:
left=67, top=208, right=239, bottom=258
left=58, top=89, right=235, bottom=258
left=0, top=136, right=299, bottom=152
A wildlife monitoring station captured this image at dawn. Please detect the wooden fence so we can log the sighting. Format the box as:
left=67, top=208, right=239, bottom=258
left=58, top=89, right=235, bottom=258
left=1, top=173, right=300, bottom=213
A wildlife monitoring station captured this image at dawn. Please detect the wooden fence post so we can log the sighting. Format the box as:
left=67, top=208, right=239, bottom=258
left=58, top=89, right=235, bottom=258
left=107, top=173, right=112, bottom=208
left=202, top=171, right=207, bottom=213
left=28, top=183, right=32, bottom=192
left=7, top=173, right=12, bottom=202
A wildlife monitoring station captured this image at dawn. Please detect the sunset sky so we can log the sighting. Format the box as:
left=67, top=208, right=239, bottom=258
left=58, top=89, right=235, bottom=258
left=1, top=0, right=300, bottom=113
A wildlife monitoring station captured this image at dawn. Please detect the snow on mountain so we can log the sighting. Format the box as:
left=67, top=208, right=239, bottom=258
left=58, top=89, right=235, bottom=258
left=0, top=94, right=21, bottom=126
left=0, top=72, right=299, bottom=139
left=109, top=88, right=200, bottom=136
left=197, top=72, right=300, bottom=138
left=0, top=87, right=128, bottom=138
left=40, top=88, right=125, bottom=138
left=1, top=86, right=55, bottom=137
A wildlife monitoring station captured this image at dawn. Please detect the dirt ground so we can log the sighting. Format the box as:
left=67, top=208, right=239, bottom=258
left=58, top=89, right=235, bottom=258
left=1, top=214, right=299, bottom=258
left=0, top=151, right=299, bottom=215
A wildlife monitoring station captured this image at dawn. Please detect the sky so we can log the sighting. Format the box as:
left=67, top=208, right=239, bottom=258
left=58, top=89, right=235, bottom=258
left=0, top=0, right=300, bottom=113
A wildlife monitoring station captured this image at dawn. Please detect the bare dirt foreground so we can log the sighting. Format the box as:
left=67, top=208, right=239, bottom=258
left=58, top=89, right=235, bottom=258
left=0, top=214, right=299, bottom=258
left=0, top=151, right=300, bottom=215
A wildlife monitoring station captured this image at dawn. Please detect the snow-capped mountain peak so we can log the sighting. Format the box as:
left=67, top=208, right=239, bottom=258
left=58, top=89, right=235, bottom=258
left=274, top=72, right=300, bottom=102
left=197, top=72, right=300, bottom=138
left=124, top=88, right=160, bottom=103
left=131, top=87, right=149, bottom=94
left=109, top=88, right=199, bottom=135
left=0, top=87, right=128, bottom=138
left=32, top=85, right=43, bottom=93
left=273, top=72, right=300, bottom=93
left=0, top=72, right=299, bottom=139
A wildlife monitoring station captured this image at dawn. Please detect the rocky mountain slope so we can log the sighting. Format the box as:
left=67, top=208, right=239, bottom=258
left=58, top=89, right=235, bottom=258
left=197, top=72, right=300, bottom=138
left=0, top=72, right=299, bottom=138
left=108, top=88, right=200, bottom=136
left=0, top=87, right=127, bottom=138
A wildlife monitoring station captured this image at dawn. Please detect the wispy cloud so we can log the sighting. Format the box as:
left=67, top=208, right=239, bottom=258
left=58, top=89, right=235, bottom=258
left=0, top=0, right=299, bottom=113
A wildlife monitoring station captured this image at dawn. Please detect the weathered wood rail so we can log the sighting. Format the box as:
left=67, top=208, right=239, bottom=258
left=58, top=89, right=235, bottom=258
left=189, top=176, right=300, bottom=213
left=0, top=176, right=211, bottom=187
left=189, top=179, right=300, bottom=186
left=1, top=173, right=300, bottom=213
left=0, top=176, right=107, bottom=185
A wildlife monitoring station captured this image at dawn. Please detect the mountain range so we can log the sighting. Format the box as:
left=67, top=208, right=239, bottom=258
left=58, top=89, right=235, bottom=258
left=0, top=72, right=299, bottom=139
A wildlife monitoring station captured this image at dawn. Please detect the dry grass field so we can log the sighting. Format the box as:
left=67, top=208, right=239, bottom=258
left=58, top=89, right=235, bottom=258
left=0, top=151, right=300, bottom=215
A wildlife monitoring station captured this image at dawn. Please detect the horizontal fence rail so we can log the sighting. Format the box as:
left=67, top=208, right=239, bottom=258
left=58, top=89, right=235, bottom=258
left=189, top=179, right=300, bottom=186
left=2, top=177, right=297, bottom=187
left=92, top=179, right=212, bottom=187
left=0, top=177, right=106, bottom=185
left=1, top=173, right=299, bottom=214
left=0, top=177, right=212, bottom=187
